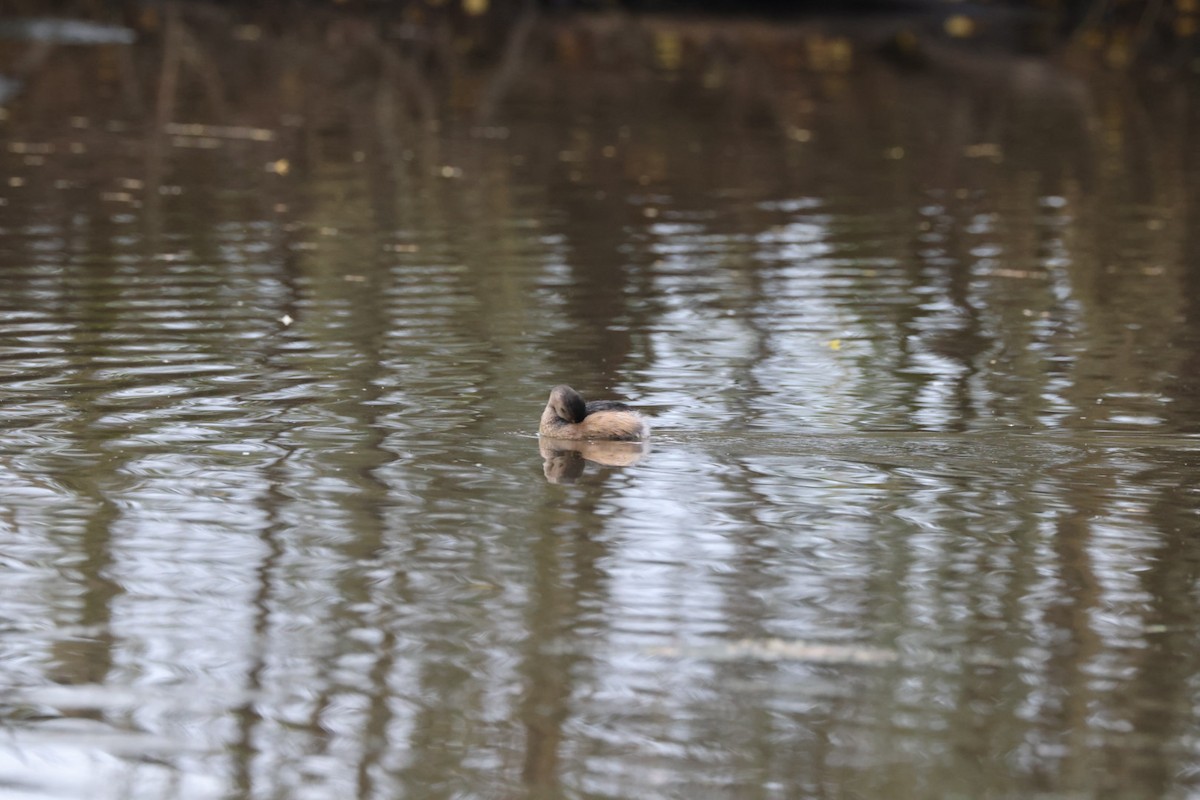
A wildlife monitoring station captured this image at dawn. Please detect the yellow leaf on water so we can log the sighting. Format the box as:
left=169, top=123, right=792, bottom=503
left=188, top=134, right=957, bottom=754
left=655, top=31, right=683, bottom=71
left=944, top=15, right=976, bottom=38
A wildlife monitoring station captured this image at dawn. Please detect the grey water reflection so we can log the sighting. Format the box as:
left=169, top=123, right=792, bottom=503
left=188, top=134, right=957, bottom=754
left=2, top=8, right=1200, bottom=800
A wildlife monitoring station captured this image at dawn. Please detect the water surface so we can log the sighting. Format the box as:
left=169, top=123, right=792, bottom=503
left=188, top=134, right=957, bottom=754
left=2, top=11, right=1200, bottom=799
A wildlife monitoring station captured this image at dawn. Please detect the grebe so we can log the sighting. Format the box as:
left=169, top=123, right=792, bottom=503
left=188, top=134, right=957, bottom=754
left=538, top=385, right=648, bottom=441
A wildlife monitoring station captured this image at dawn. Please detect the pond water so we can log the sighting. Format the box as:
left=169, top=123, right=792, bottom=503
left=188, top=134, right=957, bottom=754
left=2, top=10, right=1200, bottom=799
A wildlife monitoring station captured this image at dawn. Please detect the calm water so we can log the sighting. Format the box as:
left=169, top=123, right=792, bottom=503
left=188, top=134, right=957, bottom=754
left=2, top=11, right=1200, bottom=799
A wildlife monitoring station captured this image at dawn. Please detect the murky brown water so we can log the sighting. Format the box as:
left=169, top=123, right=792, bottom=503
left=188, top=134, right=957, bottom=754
left=2, top=8, right=1200, bottom=799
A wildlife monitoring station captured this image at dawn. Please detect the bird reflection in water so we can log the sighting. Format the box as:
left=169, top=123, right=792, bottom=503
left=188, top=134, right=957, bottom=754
left=538, top=438, right=649, bottom=484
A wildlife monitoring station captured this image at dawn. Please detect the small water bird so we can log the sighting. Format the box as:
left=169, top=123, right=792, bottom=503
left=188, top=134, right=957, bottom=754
left=538, top=385, right=649, bottom=441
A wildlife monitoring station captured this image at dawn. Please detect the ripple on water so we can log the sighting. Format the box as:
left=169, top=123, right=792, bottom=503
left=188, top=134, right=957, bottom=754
left=3, top=33, right=1200, bottom=800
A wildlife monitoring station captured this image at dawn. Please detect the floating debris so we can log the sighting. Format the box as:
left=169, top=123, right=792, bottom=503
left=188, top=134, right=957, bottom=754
left=171, top=136, right=222, bottom=150
left=964, top=142, right=1002, bottom=158
left=7, top=142, right=54, bottom=155
left=0, top=18, right=136, bottom=45
left=233, top=25, right=262, bottom=42
left=164, top=122, right=276, bottom=142
left=100, top=191, right=136, bottom=203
